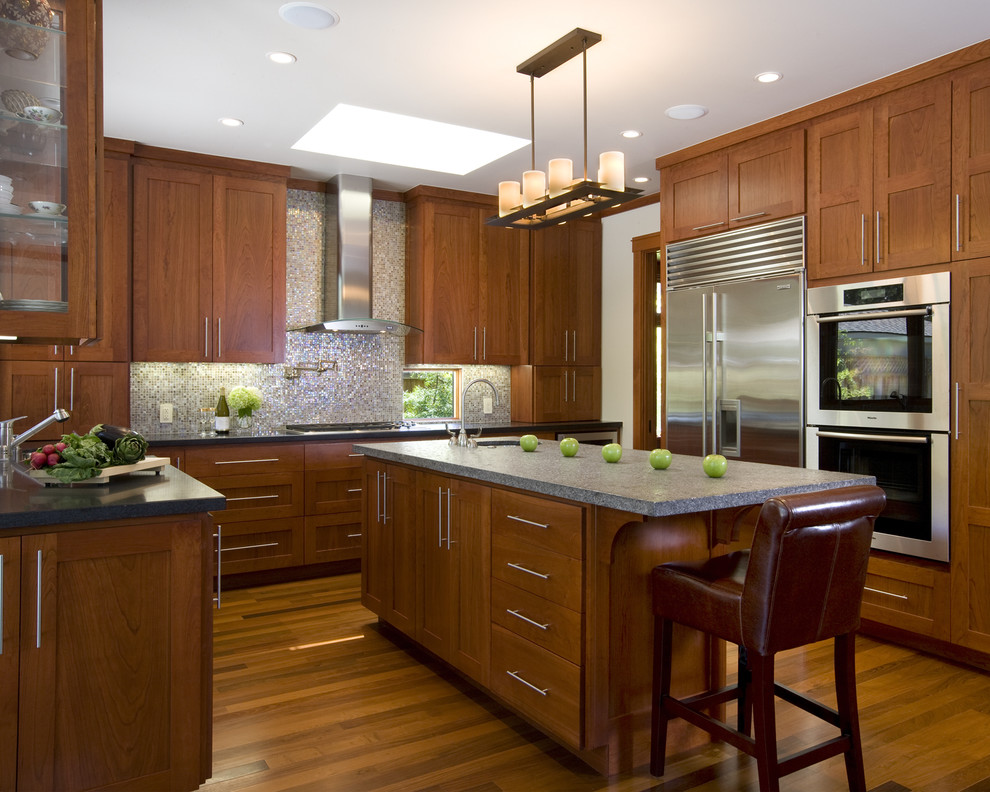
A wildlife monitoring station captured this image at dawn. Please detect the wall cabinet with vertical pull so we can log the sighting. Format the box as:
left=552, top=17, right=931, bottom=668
left=417, top=472, right=491, bottom=686
left=510, top=365, right=602, bottom=423
left=405, top=186, right=529, bottom=365
left=131, top=157, right=286, bottom=363
left=0, top=518, right=211, bottom=791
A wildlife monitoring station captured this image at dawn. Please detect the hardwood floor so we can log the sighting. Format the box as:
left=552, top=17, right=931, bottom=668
left=206, top=574, right=990, bottom=792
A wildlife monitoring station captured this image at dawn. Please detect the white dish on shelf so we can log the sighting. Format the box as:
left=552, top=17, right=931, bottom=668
left=0, top=205, right=22, bottom=215
left=28, top=200, right=65, bottom=215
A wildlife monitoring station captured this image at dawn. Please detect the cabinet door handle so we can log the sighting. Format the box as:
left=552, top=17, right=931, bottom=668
left=506, top=670, right=549, bottom=696
left=225, top=494, right=280, bottom=503
left=437, top=486, right=444, bottom=548
left=348, top=453, right=365, bottom=457
left=347, top=488, right=362, bottom=493
left=955, top=382, right=961, bottom=440
left=562, top=371, right=568, bottom=404
left=729, top=211, right=767, bottom=223
left=572, top=330, right=577, bottom=362
left=483, top=327, right=487, bottom=361
left=571, top=370, right=576, bottom=403
left=382, top=471, right=388, bottom=523
left=446, top=488, right=452, bottom=550
left=69, top=367, right=75, bottom=410
left=35, top=548, right=42, bottom=648
left=219, top=541, right=279, bottom=553
left=507, top=514, right=549, bottom=529
left=507, top=609, right=550, bottom=630
left=956, top=194, right=962, bottom=252
left=53, top=365, right=59, bottom=412
left=214, top=526, right=222, bottom=608
left=863, top=586, right=908, bottom=601
left=214, top=458, right=280, bottom=465
left=861, top=213, right=866, bottom=267
left=564, top=331, right=569, bottom=362
left=692, top=220, right=726, bottom=232
left=506, top=562, right=549, bottom=580
left=204, top=316, right=210, bottom=359
left=217, top=316, right=223, bottom=359
left=346, top=533, right=362, bottom=539
left=875, top=210, right=881, bottom=265
left=473, top=327, right=478, bottom=361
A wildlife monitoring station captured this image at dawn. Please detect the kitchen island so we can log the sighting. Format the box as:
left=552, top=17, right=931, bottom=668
left=0, top=464, right=223, bottom=791
left=355, top=438, right=873, bottom=776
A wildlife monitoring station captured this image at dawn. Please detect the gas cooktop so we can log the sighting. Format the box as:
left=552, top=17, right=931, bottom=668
left=284, top=421, right=413, bottom=435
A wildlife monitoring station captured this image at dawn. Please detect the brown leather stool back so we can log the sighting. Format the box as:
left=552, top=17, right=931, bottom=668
left=742, top=485, right=887, bottom=656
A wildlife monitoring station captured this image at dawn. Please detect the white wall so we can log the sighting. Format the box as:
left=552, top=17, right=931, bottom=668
left=600, top=203, right=660, bottom=444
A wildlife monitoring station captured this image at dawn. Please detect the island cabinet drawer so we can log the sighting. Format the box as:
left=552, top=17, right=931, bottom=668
left=491, top=624, right=581, bottom=748
left=492, top=578, right=581, bottom=664
left=185, top=444, right=304, bottom=478
left=491, top=490, right=584, bottom=559
left=304, top=513, right=362, bottom=564
left=492, top=534, right=582, bottom=611
left=305, top=467, right=363, bottom=515
left=200, top=472, right=304, bottom=522
left=215, top=516, right=305, bottom=574
left=860, top=554, right=950, bottom=640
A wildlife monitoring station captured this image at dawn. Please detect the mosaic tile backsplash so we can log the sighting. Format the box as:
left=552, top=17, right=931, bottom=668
left=129, top=189, right=511, bottom=435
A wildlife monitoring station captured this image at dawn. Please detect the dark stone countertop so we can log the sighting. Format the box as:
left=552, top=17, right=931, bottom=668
left=354, top=439, right=875, bottom=518
left=0, top=464, right=226, bottom=531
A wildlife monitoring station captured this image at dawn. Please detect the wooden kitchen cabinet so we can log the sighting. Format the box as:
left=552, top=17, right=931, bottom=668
left=304, top=441, right=365, bottom=564
left=510, top=365, right=602, bottom=423
left=861, top=553, right=950, bottom=640
left=661, top=127, right=805, bottom=242
left=950, top=258, right=990, bottom=655
left=405, top=187, right=529, bottom=365
left=530, top=219, right=601, bottom=366
left=807, top=77, right=952, bottom=280
left=132, top=160, right=287, bottom=363
left=362, top=460, right=418, bottom=636
left=417, top=472, right=491, bottom=686
left=1, top=518, right=210, bottom=791
left=952, top=62, right=990, bottom=261
left=0, top=359, right=130, bottom=442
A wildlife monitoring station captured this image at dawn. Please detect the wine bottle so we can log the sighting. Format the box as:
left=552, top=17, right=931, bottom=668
left=215, top=388, right=231, bottom=434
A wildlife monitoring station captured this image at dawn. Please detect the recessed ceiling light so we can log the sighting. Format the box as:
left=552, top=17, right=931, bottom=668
left=278, top=2, right=339, bottom=29
left=267, top=51, right=297, bottom=65
left=621, top=129, right=642, bottom=139
left=292, top=104, right=528, bottom=175
left=665, top=104, right=709, bottom=120
left=633, top=176, right=649, bottom=184
left=755, top=71, right=782, bottom=83
left=219, top=117, right=244, bottom=127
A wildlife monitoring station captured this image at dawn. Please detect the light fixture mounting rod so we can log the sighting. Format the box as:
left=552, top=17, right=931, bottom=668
left=516, top=28, right=602, bottom=78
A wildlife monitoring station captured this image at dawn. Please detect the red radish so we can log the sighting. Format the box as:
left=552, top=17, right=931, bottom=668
left=47, top=453, right=61, bottom=466
left=55, top=441, right=67, bottom=452
left=42, top=444, right=56, bottom=455
left=30, top=451, right=48, bottom=469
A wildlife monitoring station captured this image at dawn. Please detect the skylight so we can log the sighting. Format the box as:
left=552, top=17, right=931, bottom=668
left=291, top=104, right=528, bottom=175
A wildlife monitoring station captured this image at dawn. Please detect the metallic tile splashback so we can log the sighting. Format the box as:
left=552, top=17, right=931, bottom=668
left=129, top=189, right=510, bottom=435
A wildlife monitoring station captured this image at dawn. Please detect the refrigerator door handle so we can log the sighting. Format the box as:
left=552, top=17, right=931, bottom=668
left=710, top=292, right=719, bottom=455
left=701, top=293, right=709, bottom=455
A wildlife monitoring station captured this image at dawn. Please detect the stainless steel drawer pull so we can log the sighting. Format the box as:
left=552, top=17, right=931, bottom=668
left=507, top=609, right=549, bottom=630
left=506, top=562, right=549, bottom=580
left=220, top=542, right=279, bottom=553
left=35, top=549, right=42, bottom=648
left=507, top=514, right=549, bottom=529
left=692, top=220, right=726, bottom=232
left=348, top=453, right=365, bottom=457
left=347, top=488, right=362, bottom=493
left=226, top=494, right=280, bottom=502
left=506, top=670, right=549, bottom=696
left=346, top=533, right=362, bottom=539
left=729, top=211, right=767, bottom=222
left=214, top=458, right=280, bottom=465
left=864, top=586, right=909, bottom=601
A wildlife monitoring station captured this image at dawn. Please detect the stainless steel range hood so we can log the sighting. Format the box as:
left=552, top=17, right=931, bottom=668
left=292, top=174, right=420, bottom=336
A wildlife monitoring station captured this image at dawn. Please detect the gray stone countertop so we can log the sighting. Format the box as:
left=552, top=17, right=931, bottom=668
left=354, top=439, right=875, bottom=518
left=0, top=465, right=226, bottom=531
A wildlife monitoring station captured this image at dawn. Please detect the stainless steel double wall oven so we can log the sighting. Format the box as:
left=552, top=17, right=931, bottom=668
left=805, top=272, right=951, bottom=562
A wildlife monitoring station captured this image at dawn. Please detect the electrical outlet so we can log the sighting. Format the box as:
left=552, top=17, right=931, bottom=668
left=483, top=396, right=493, bottom=415
left=159, top=403, right=173, bottom=424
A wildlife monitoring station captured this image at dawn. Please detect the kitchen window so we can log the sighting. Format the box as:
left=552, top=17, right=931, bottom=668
left=402, top=368, right=460, bottom=421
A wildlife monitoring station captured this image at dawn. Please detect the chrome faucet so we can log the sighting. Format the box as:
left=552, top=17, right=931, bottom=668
left=1, top=408, right=70, bottom=465
left=454, top=378, right=500, bottom=448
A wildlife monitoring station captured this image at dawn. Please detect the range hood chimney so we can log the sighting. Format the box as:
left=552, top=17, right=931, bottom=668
left=293, top=174, right=420, bottom=335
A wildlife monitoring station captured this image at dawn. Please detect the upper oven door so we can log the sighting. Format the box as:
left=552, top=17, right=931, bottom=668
left=806, top=303, right=949, bottom=431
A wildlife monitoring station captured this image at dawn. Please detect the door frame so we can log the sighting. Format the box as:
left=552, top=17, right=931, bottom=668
left=631, top=231, right=664, bottom=450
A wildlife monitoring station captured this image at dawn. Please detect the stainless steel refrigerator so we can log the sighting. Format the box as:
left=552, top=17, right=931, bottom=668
left=664, top=217, right=805, bottom=467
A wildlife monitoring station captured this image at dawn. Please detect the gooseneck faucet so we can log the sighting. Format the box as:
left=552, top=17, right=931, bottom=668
left=454, top=378, right=500, bottom=448
left=1, top=408, right=71, bottom=465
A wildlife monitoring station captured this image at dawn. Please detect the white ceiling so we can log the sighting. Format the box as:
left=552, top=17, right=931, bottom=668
left=103, top=1, right=990, bottom=197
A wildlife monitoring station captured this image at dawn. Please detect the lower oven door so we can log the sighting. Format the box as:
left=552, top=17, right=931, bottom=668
left=805, top=427, right=949, bottom=562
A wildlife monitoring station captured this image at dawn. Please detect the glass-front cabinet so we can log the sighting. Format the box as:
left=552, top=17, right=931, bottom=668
left=0, top=0, right=100, bottom=343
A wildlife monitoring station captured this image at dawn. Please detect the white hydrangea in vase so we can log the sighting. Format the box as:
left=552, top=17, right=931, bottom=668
left=228, top=386, right=262, bottom=429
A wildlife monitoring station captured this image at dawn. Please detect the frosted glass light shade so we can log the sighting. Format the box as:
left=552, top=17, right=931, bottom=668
left=599, top=151, right=624, bottom=191
left=523, top=170, right=547, bottom=207
left=548, top=158, right=573, bottom=198
left=498, top=181, right=523, bottom=216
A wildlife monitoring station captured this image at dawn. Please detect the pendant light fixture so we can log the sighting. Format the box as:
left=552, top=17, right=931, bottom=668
left=486, top=28, right=641, bottom=230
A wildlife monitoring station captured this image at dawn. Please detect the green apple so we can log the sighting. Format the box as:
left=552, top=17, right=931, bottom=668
left=519, top=434, right=539, bottom=452
left=649, top=448, right=672, bottom=469
left=559, top=437, right=579, bottom=457
left=601, top=443, right=622, bottom=463
left=702, top=453, right=728, bottom=478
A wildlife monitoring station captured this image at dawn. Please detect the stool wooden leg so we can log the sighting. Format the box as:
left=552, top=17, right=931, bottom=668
left=750, top=652, right=780, bottom=792
left=650, top=617, right=674, bottom=777
left=834, top=633, right=867, bottom=792
left=737, top=645, right=752, bottom=736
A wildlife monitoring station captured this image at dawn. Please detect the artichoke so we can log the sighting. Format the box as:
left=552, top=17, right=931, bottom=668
left=112, top=433, right=149, bottom=465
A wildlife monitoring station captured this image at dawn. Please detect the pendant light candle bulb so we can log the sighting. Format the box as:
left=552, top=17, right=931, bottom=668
left=548, top=158, right=573, bottom=198
left=522, top=170, right=547, bottom=207
left=498, top=181, right=523, bottom=216
left=599, top=151, right=625, bottom=191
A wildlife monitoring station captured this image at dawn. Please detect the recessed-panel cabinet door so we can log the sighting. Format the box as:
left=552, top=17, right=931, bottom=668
left=0, top=537, right=19, bottom=792
left=952, top=63, right=990, bottom=261
left=660, top=152, right=728, bottom=241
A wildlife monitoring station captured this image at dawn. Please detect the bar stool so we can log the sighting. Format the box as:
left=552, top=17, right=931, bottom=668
left=650, top=484, right=886, bottom=791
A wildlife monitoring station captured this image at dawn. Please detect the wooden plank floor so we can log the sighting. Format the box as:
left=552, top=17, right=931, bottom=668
left=206, top=574, right=990, bottom=792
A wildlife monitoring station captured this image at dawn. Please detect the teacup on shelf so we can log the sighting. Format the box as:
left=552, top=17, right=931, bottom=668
left=28, top=200, right=65, bottom=215
left=19, top=105, right=61, bottom=124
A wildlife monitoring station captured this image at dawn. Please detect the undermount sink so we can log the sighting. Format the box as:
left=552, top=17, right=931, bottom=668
left=475, top=438, right=520, bottom=448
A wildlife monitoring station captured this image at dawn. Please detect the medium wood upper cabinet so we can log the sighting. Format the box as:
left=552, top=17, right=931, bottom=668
left=530, top=219, right=602, bottom=366
left=405, top=187, right=529, bottom=365
left=952, top=63, right=990, bottom=261
left=131, top=160, right=287, bottom=363
left=1, top=518, right=210, bottom=791
left=510, top=365, right=602, bottom=423
left=807, top=78, right=952, bottom=279
left=661, top=128, right=805, bottom=242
